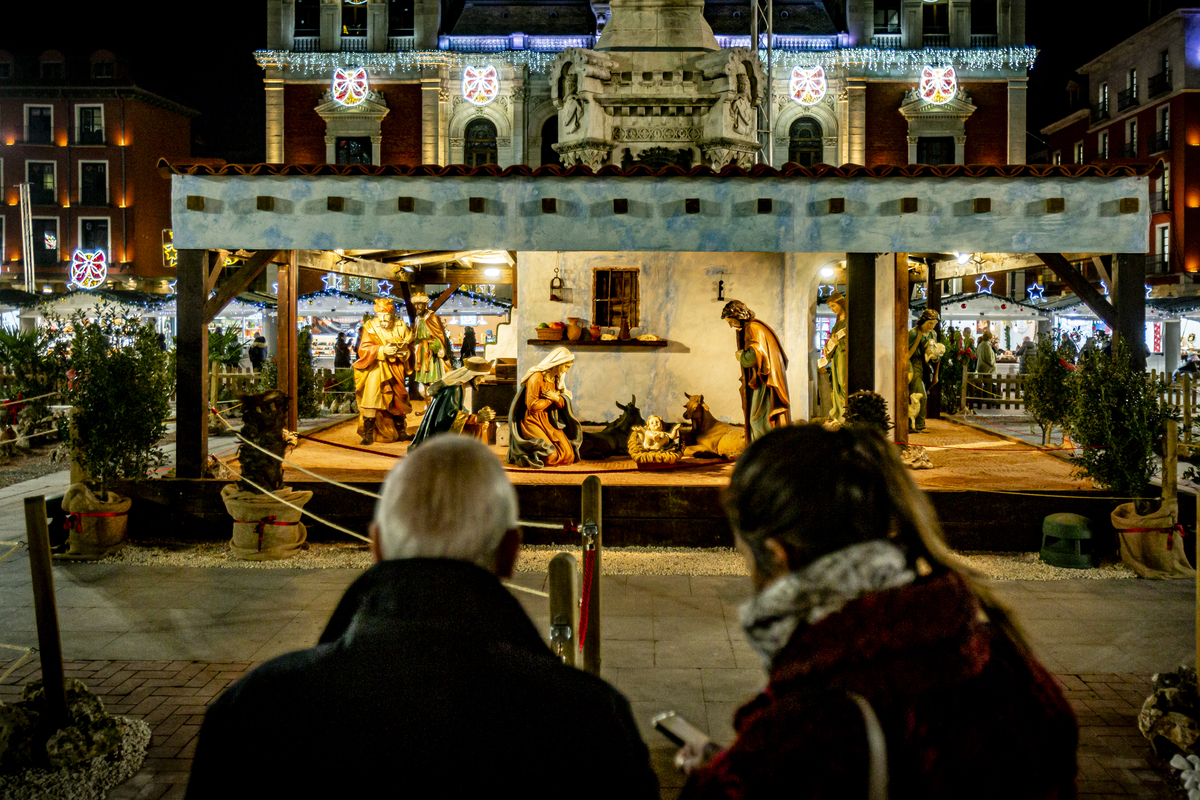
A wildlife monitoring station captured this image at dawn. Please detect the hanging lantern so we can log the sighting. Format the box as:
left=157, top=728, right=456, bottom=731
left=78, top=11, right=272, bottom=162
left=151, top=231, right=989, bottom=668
left=549, top=267, right=564, bottom=302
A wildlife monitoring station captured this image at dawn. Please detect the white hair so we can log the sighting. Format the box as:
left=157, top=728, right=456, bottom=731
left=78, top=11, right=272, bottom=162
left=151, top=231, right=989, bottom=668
left=374, top=435, right=518, bottom=570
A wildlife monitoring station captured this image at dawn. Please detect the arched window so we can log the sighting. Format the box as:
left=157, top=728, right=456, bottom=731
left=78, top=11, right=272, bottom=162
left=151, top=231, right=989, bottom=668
left=788, top=118, right=823, bottom=167
left=541, top=116, right=559, bottom=165
left=465, top=119, right=498, bottom=167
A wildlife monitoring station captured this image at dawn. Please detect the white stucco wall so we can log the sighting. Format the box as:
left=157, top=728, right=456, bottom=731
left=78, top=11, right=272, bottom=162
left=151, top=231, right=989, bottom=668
left=517, top=250, right=837, bottom=423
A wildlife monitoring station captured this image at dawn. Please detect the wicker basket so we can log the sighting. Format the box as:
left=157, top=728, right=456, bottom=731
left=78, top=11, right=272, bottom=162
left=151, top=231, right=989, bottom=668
left=536, top=327, right=565, bottom=340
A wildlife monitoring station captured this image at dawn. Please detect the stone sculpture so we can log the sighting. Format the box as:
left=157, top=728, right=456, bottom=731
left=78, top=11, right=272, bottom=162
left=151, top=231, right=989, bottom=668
left=353, top=298, right=413, bottom=444
left=721, top=300, right=791, bottom=441
left=507, top=346, right=583, bottom=468
left=819, top=291, right=848, bottom=425
left=411, top=292, right=451, bottom=392
left=579, top=395, right=645, bottom=460
left=681, top=393, right=746, bottom=459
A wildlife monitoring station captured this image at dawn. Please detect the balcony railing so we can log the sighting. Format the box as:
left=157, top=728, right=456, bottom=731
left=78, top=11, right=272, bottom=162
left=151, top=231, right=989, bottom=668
left=970, top=33, right=998, bottom=46
left=388, top=35, right=414, bottom=50
left=341, top=36, right=367, bottom=52
left=293, top=36, right=319, bottom=51
left=1091, top=102, right=1110, bottom=123
left=72, top=126, right=105, bottom=146
left=1116, top=141, right=1138, bottom=159
left=1149, top=70, right=1172, bottom=98
left=1117, top=86, right=1139, bottom=111
left=1148, top=253, right=1171, bottom=274
left=1149, top=130, right=1171, bottom=153
left=29, top=187, right=55, bottom=206
left=1151, top=193, right=1171, bottom=214
left=923, top=34, right=950, bottom=47
left=871, top=33, right=901, bottom=48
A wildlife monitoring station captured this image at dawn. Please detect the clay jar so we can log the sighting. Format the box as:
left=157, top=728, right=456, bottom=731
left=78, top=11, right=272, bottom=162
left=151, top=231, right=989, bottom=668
left=566, top=317, right=583, bottom=342
left=589, top=324, right=601, bottom=340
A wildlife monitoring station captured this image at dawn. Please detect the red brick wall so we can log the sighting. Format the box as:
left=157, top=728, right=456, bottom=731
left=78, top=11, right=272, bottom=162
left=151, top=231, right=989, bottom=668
left=127, top=98, right=192, bottom=277
left=378, top=84, right=422, bottom=166
left=284, top=85, right=328, bottom=165
left=864, top=83, right=909, bottom=167
left=962, top=83, right=1008, bottom=165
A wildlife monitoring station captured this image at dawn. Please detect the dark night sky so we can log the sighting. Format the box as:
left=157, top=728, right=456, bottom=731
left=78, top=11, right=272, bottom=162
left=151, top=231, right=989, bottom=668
left=2, top=0, right=1149, bottom=164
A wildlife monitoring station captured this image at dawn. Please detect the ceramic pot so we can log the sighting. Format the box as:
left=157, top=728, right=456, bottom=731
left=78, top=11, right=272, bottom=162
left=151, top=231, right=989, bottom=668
left=566, top=317, right=583, bottom=342
left=618, top=317, right=632, bottom=340
left=589, top=324, right=601, bottom=339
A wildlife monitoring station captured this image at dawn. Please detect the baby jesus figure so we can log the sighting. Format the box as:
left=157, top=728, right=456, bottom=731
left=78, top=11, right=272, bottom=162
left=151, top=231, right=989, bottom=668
left=639, top=415, right=681, bottom=452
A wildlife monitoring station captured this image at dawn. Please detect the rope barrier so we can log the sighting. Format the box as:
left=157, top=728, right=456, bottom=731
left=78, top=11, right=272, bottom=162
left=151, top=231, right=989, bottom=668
left=520, top=521, right=579, bottom=532
left=210, top=407, right=383, bottom=500
left=578, top=545, right=595, bottom=654
left=0, top=644, right=34, bottom=684
left=0, top=391, right=59, bottom=408
left=208, top=453, right=372, bottom=543
left=505, top=583, right=550, bottom=598
left=293, top=432, right=399, bottom=458
left=0, top=541, right=24, bottom=566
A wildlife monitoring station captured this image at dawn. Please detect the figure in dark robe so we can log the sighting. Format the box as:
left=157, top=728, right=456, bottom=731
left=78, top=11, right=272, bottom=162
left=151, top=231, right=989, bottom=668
left=507, top=346, right=583, bottom=468
left=410, top=358, right=495, bottom=449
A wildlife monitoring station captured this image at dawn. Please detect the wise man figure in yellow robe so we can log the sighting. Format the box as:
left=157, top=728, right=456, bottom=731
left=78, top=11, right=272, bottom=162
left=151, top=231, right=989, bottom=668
left=354, top=298, right=413, bottom=445
left=721, top=299, right=791, bottom=442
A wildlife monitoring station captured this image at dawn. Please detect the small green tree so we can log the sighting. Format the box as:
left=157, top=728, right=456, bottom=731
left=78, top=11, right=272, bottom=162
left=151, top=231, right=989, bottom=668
left=208, top=327, right=246, bottom=369
left=1066, top=338, right=1174, bottom=506
left=844, top=390, right=892, bottom=435
left=64, top=305, right=172, bottom=497
left=1023, top=337, right=1075, bottom=445
left=937, top=328, right=976, bottom=414
left=297, top=328, right=321, bottom=418
left=0, top=322, right=69, bottom=435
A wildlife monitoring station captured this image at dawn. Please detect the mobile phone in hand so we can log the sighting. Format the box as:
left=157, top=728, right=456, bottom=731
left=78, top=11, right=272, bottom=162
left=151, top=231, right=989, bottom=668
left=652, top=711, right=712, bottom=748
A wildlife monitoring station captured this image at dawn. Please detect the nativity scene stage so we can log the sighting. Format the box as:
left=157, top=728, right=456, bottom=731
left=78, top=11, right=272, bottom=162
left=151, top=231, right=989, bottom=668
left=131, top=145, right=1169, bottom=554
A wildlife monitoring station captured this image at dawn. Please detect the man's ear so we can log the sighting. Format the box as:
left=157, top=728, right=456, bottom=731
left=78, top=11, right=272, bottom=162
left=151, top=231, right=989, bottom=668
left=369, top=522, right=384, bottom=563
left=494, top=527, right=521, bottom=579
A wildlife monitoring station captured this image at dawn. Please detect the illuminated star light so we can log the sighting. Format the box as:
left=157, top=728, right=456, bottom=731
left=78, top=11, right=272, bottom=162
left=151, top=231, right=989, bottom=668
left=1027, top=283, right=1045, bottom=302
left=321, top=273, right=344, bottom=292
left=377, top=280, right=393, bottom=296
left=1100, top=280, right=1109, bottom=296
left=975, top=274, right=994, bottom=294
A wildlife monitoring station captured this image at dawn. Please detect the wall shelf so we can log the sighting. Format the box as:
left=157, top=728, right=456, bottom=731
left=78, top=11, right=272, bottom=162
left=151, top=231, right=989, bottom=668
left=526, top=338, right=668, bottom=348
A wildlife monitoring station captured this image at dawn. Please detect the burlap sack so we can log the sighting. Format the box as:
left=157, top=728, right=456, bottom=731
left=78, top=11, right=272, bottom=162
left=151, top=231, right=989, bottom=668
left=1112, top=499, right=1195, bottom=580
left=59, top=483, right=131, bottom=560
left=221, top=484, right=311, bottom=561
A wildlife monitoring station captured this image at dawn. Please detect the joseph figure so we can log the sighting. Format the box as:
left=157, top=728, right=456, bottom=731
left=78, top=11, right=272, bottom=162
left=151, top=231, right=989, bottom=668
left=721, top=300, right=791, bottom=442
left=410, top=292, right=451, bottom=391
left=354, top=298, right=414, bottom=445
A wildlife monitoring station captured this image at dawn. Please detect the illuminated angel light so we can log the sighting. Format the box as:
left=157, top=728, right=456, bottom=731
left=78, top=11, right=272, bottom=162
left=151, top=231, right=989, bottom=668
left=975, top=273, right=994, bottom=294
left=462, top=65, right=499, bottom=107
left=70, top=249, right=107, bottom=290
left=919, top=65, right=957, bottom=105
left=332, top=67, right=370, bottom=107
left=789, top=66, right=827, bottom=106
left=1027, top=283, right=1045, bottom=303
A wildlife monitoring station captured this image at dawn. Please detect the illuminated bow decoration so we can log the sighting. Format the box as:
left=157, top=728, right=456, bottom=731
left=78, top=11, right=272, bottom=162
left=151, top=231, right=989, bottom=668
left=70, top=249, right=108, bottom=290
left=332, top=67, right=370, bottom=107
left=919, top=65, right=957, bottom=105
left=789, top=66, right=827, bottom=106
left=462, top=65, right=499, bottom=107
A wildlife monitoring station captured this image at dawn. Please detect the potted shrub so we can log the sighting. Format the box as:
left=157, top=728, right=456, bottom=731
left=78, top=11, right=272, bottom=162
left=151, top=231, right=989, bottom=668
left=0, top=321, right=69, bottom=450
left=1023, top=336, right=1075, bottom=446
left=220, top=390, right=311, bottom=560
left=1066, top=337, right=1188, bottom=578
left=60, top=305, right=171, bottom=559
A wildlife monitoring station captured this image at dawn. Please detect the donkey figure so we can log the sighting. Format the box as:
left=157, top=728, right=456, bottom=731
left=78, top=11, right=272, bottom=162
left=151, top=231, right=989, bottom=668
left=580, top=395, right=646, bottom=460
left=681, top=393, right=746, bottom=459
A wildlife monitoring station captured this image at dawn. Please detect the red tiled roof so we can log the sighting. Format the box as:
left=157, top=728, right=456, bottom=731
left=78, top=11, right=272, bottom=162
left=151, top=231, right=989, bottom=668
left=158, top=158, right=1162, bottom=180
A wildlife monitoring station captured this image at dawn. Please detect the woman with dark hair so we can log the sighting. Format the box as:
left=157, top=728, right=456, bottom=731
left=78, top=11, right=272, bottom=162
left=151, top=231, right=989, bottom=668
left=680, top=425, right=1077, bottom=800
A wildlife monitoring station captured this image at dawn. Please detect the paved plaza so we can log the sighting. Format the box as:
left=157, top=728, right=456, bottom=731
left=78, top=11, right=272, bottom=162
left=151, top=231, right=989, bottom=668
left=0, top=469, right=1195, bottom=798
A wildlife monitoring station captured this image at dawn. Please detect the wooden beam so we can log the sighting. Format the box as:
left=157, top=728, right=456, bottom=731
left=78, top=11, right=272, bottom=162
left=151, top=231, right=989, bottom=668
left=894, top=253, right=909, bottom=445
left=1113, top=253, right=1147, bottom=370
left=430, top=284, right=461, bottom=312
left=176, top=248, right=208, bottom=478
left=203, top=249, right=280, bottom=325
left=204, top=250, right=227, bottom=296
left=409, top=267, right=512, bottom=285
left=1035, top=253, right=1118, bottom=331
left=278, top=251, right=300, bottom=432
left=293, top=250, right=406, bottom=281
left=847, top=252, right=876, bottom=395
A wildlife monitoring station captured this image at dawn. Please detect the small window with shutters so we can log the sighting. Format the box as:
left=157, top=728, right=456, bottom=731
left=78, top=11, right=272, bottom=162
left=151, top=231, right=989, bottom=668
left=593, top=268, right=640, bottom=328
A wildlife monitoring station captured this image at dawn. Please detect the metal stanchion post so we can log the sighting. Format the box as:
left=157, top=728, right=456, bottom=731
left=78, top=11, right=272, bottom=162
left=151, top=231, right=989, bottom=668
left=580, top=475, right=601, bottom=675
left=24, top=495, right=67, bottom=728
left=548, top=552, right=578, bottom=666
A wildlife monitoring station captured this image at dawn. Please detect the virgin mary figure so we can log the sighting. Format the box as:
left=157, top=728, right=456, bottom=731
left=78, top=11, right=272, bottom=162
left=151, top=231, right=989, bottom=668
left=507, top=347, right=584, bottom=468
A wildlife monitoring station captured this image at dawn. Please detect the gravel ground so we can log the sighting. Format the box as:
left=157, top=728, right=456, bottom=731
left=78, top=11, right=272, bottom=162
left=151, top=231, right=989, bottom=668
left=101, top=541, right=1139, bottom=580
left=0, top=446, right=66, bottom=489
left=2, top=716, right=150, bottom=800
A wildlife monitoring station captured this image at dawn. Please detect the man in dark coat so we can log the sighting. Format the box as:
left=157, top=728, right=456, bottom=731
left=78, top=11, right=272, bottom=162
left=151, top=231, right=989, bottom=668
left=186, top=436, right=657, bottom=799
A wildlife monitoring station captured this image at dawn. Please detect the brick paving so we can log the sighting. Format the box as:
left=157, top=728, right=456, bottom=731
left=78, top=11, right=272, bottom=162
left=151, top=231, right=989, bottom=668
left=0, top=659, right=1185, bottom=798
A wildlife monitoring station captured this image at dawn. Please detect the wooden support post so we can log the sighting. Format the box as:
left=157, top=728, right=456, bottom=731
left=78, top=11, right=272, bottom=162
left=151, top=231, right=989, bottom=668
left=1186, top=375, right=1194, bottom=447
left=894, top=253, right=910, bottom=444
left=277, top=250, right=300, bottom=432
left=1165, top=420, right=1179, bottom=506
left=846, top=252, right=876, bottom=395
left=24, top=496, right=67, bottom=728
left=580, top=475, right=601, bottom=676
left=1112, top=253, right=1147, bottom=371
left=927, top=261, right=942, bottom=419
left=176, top=249, right=208, bottom=478
left=429, top=284, right=462, bottom=312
